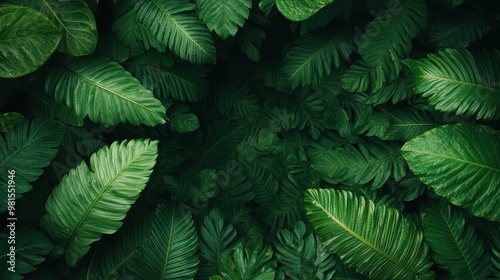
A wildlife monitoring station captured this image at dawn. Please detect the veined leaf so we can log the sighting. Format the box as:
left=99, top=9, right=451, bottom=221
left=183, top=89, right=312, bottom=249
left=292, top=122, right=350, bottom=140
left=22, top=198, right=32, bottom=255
left=126, top=61, right=208, bottom=102
left=404, top=48, right=500, bottom=120
left=135, top=0, right=216, bottom=64
left=168, top=104, right=200, bottom=133
left=238, top=24, right=266, bottom=61
left=41, top=139, right=158, bottom=266
left=274, top=221, right=336, bottom=280
left=11, top=0, right=98, bottom=56
left=304, top=188, right=435, bottom=279
left=130, top=203, right=199, bottom=279
left=428, top=2, right=490, bottom=49
left=357, top=0, right=427, bottom=87
left=215, top=237, right=277, bottom=280
left=84, top=213, right=153, bottom=280
left=311, top=140, right=406, bottom=189
left=45, top=57, right=166, bottom=126
left=364, top=77, right=414, bottom=105
left=197, top=0, right=252, bottom=39
left=276, top=0, right=335, bottom=22
left=402, top=124, right=500, bottom=222
left=0, top=4, right=60, bottom=78
left=421, top=202, right=492, bottom=279
left=492, top=226, right=500, bottom=278
left=198, top=208, right=242, bottom=278
left=0, top=229, right=53, bottom=279
left=0, top=118, right=62, bottom=212
left=279, top=24, right=354, bottom=89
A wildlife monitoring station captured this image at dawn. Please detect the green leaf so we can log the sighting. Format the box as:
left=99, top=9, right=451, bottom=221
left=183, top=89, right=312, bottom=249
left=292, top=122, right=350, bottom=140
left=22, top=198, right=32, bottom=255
left=304, top=188, right=435, bottom=279
left=85, top=212, right=153, bottom=280
left=0, top=118, right=62, bottom=212
left=403, top=48, right=500, bottom=120
left=279, top=24, right=354, bottom=89
left=130, top=203, right=199, bottom=279
left=274, top=221, right=336, bottom=280
left=198, top=208, right=242, bottom=278
left=276, top=0, right=335, bottom=22
left=421, top=202, right=492, bottom=279
left=238, top=24, right=266, bottom=61
left=0, top=229, right=53, bottom=279
left=433, top=0, right=465, bottom=10
left=402, top=123, right=500, bottom=222
left=357, top=0, right=427, bottom=88
left=168, top=105, right=200, bottom=133
left=428, top=2, right=490, bottom=49
left=45, top=57, right=166, bottom=126
left=135, top=0, right=216, bottom=64
left=197, top=0, right=252, bottom=39
left=11, top=0, right=98, bottom=56
left=214, top=80, right=260, bottom=120
left=311, top=140, right=406, bottom=189
left=364, top=77, right=414, bottom=105
left=0, top=4, right=61, bottom=78
left=41, top=139, right=158, bottom=266
left=492, top=226, right=500, bottom=278
left=216, top=237, right=277, bottom=280
left=126, top=61, right=208, bottom=102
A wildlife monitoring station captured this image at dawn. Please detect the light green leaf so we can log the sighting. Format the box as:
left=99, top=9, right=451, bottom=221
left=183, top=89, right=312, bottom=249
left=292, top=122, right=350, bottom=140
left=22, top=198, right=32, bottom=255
left=0, top=4, right=61, bottom=78
left=421, top=202, right=492, bottom=279
left=135, top=0, right=216, bottom=64
left=45, top=57, right=166, bottom=126
left=0, top=118, right=62, bottom=212
left=130, top=203, right=199, bottom=279
left=197, top=0, right=251, bottom=39
left=41, top=139, right=159, bottom=266
left=276, top=0, right=335, bottom=22
left=402, top=123, right=500, bottom=222
left=404, top=48, right=500, bottom=120
left=304, top=188, right=435, bottom=279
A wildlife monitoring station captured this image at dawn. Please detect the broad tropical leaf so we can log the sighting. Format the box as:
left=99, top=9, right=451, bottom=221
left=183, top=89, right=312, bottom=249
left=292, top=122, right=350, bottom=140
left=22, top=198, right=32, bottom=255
left=129, top=203, right=199, bottom=279
left=238, top=24, right=266, bottom=61
left=197, top=0, right=252, bottom=39
left=198, top=208, right=242, bottom=278
left=45, top=57, right=166, bottom=126
left=214, top=80, right=260, bottom=120
left=279, top=24, right=354, bottom=89
left=134, top=0, right=216, bottom=64
left=167, top=104, right=200, bottom=133
left=0, top=229, right=53, bottom=279
left=402, top=123, right=500, bottom=222
left=126, top=61, right=208, bottom=102
left=304, top=188, right=435, bottom=279
left=356, top=0, right=427, bottom=88
left=214, top=237, right=277, bottom=280
left=274, top=221, right=336, bottom=280
left=492, top=226, right=500, bottom=278
left=84, top=212, right=153, bottom=280
left=404, top=48, right=500, bottom=120
left=0, top=118, right=62, bottom=212
left=310, top=140, right=406, bottom=189
left=428, top=2, right=490, bottom=49
left=11, top=0, right=98, bottom=56
left=276, top=0, right=335, bottom=21
left=421, top=202, right=492, bottom=279
left=41, top=139, right=158, bottom=266
left=0, top=4, right=60, bottom=78
left=364, top=77, right=414, bottom=105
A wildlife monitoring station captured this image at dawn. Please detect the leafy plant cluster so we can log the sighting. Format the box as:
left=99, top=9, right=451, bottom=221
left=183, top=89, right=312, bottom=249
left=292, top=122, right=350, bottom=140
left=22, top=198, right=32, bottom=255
left=0, top=0, right=499, bottom=279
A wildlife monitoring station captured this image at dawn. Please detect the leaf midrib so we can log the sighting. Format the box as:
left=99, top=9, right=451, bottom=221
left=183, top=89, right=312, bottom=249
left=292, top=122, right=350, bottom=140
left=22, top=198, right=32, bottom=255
left=41, top=0, right=79, bottom=44
left=407, top=149, right=500, bottom=172
left=65, top=63, right=162, bottom=117
left=311, top=199, right=417, bottom=276
left=161, top=208, right=175, bottom=279
left=64, top=146, right=150, bottom=258
left=417, top=74, right=500, bottom=95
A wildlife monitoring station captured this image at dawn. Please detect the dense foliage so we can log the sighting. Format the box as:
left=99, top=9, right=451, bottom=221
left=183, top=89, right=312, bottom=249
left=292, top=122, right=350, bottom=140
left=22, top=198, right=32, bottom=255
left=0, top=0, right=499, bottom=279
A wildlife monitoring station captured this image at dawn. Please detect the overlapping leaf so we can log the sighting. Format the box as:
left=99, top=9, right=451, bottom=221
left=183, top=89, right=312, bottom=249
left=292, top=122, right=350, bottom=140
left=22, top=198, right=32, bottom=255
left=402, top=124, right=500, bottom=222
left=0, top=118, right=62, bottom=212
left=45, top=57, right=166, bottom=126
left=421, top=202, right=492, bottom=279
left=197, top=0, right=252, bottom=39
left=304, top=188, right=435, bottom=279
left=0, top=4, right=60, bottom=78
left=404, top=48, right=500, bottom=120
left=41, top=139, right=158, bottom=266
